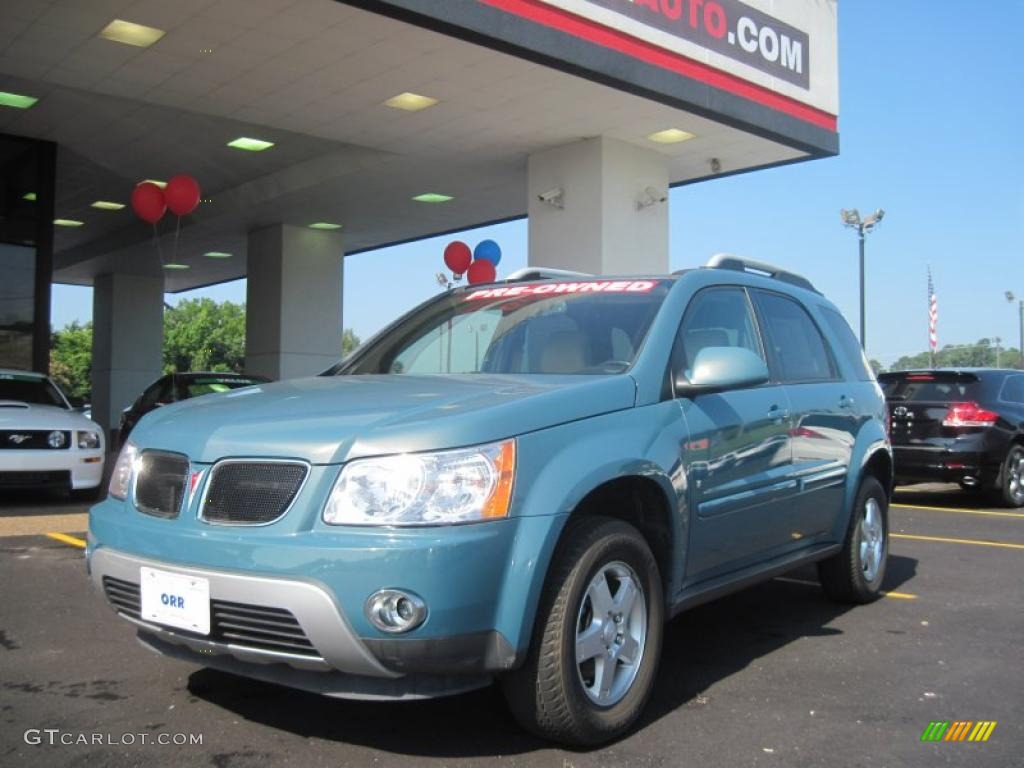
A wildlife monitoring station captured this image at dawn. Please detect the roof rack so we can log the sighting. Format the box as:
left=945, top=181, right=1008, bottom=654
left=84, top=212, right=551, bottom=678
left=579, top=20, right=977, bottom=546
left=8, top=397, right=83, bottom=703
left=704, top=253, right=819, bottom=293
left=505, top=267, right=593, bottom=282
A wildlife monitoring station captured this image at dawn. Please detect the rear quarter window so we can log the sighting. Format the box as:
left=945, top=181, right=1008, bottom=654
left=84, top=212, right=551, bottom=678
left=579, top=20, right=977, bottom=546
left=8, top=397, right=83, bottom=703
left=1000, top=375, right=1024, bottom=404
left=819, top=306, right=874, bottom=381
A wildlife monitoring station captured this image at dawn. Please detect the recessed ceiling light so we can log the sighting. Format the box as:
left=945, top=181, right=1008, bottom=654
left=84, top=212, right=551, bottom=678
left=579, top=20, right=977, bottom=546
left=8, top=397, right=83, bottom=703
left=412, top=193, right=453, bottom=203
left=23, top=192, right=36, bottom=201
left=647, top=128, right=696, bottom=144
left=162, top=263, right=190, bottom=270
left=0, top=91, right=38, bottom=109
left=384, top=92, right=439, bottom=112
left=227, top=137, right=274, bottom=152
left=203, top=251, right=232, bottom=258
left=308, top=222, right=342, bottom=231
left=99, top=19, right=165, bottom=47
left=54, top=219, right=84, bottom=227
left=141, top=179, right=167, bottom=188
left=91, top=200, right=125, bottom=210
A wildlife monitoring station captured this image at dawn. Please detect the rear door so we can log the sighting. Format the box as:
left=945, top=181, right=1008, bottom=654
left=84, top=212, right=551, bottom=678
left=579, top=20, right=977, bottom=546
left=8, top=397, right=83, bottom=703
left=675, top=287, right=796, bottom=580
left=751, top=291, right=855, bottom=540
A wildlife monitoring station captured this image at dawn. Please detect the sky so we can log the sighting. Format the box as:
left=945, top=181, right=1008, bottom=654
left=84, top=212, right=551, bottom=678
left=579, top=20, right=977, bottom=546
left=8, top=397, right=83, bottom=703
left=50, top=1, right=1024, bottom=367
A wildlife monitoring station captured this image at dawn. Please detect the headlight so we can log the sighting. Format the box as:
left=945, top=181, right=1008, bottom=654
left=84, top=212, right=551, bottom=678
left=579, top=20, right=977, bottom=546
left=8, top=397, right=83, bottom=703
left=108, top=440, right=139, bottom=500
left=323, top=439, right=515, bottom=526
left=77, top=431, right=101, bottom=450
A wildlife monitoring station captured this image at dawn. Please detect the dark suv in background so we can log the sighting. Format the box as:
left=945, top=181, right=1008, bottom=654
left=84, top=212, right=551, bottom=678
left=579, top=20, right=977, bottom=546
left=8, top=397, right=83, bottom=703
left=879, top=369, right=1024, bottom=506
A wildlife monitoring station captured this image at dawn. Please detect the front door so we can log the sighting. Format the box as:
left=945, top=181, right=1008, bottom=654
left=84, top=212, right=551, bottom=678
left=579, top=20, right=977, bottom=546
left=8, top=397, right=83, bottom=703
left=675, top=287, right=796, bottom=581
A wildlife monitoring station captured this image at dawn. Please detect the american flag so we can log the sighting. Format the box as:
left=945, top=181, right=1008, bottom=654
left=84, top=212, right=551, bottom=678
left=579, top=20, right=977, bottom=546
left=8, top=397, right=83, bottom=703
left=928, top=268, right=938, bottom=352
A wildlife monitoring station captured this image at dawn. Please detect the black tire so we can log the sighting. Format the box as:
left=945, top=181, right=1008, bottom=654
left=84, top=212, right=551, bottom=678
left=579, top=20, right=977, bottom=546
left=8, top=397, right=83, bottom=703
left=501, top=516, right=663, bottom=747
left=818, top=475, right=888, bottom=604
left=995, top=445, right=1024, bottom=508
left=71, top=485, right=104, bottom=503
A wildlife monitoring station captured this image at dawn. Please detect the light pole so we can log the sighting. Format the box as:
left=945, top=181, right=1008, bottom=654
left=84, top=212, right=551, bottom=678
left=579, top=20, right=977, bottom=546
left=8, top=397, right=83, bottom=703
left=841, top=208, right=885, bottom=349
left=1006, top=292, right=1023, bottom=369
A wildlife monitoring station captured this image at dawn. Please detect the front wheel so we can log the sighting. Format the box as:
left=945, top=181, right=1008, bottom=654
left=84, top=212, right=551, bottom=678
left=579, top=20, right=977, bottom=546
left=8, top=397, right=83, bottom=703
left=996, top=445, right=1024, bottom=508
left=818, top=475, right=888, bottom=604
left=501, top=516, right=663, bottom=747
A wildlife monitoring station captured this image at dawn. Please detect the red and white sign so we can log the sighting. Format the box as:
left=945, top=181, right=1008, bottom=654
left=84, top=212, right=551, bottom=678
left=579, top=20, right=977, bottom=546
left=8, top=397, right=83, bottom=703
left=466, top=280, right=658, bottom=300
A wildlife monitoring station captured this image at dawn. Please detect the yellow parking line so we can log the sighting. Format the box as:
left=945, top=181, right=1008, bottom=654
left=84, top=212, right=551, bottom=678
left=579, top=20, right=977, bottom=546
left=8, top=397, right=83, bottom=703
left=892, top=503, right=1024, bottom=519
left=892, top=533, right=1024, bottom=551
left=45, top=532, right=86, bottom=549
left=774, top=576, right=917, bottom=599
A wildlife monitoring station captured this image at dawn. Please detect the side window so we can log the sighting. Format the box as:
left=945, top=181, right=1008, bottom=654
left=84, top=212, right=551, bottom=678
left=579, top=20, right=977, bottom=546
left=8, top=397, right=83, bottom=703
left=820, top=306, right=874, bottom=381
left=673, top=287, right=763, bottom=380
left=1001, top=375, right=1024, bottom=404
left=753, top=291, right=837, bottom=383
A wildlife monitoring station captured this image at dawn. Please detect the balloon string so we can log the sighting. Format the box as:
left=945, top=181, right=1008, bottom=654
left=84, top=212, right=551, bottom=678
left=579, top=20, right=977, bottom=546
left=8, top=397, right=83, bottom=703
left=172, top=215, right=181, bottom=264
left=152, top=222, right=163, bottom=267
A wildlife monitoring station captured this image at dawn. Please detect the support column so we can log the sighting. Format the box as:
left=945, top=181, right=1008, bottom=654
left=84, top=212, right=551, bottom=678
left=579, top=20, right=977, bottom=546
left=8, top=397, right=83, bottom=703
left=245, top=224, right=343, bottom=381
left=528, top=136, right=669, bottom=275
left=91, top=272, right=164, bottom=441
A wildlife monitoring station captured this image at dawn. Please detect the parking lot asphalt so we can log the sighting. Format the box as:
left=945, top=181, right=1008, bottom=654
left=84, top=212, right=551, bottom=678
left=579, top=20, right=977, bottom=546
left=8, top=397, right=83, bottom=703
left=1, top=485, right=1021, bottom=767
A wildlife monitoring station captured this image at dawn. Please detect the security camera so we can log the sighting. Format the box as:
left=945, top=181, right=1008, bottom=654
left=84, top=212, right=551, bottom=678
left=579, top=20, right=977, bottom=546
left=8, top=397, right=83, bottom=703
left=645, top=185, right=667, bottom=203
left=536, top=187, right=564, bottom=209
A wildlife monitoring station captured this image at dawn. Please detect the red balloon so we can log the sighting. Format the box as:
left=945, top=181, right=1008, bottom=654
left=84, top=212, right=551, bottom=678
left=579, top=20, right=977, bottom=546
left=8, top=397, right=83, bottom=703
left=467, top=259, right=496, bottom=285
left=164, top=174, right=201, bottom=217
left=443, top=241, right=472, bottom=275
left=131, top=182, right=166, bottom=224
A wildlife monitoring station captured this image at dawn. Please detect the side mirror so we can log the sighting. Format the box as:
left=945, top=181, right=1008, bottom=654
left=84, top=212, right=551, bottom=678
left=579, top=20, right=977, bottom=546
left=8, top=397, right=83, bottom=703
left=675, top=346, right=769, bottom=395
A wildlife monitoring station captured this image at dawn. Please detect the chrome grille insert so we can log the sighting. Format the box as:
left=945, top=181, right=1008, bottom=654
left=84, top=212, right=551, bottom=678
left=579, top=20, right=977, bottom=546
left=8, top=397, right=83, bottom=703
left=133, top=451, right=189, bottom=519
left=200, top=460, right=307, bottom=525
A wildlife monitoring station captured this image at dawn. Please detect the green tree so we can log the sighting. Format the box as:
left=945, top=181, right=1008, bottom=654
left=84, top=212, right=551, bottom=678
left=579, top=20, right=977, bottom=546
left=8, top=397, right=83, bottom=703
left=889, top=339, right=1022, bottom=371
left=342, top=328, right=361, bottom=357
left=163, top=298, right=246, bottom=374
left=49, top=321, right=93, bottom=399
left=868, top=358, right=884, bottom=375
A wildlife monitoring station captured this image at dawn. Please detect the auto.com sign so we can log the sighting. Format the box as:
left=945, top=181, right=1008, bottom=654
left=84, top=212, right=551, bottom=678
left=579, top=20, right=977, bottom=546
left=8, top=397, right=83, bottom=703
left=559, top=0, right=810, bottom=88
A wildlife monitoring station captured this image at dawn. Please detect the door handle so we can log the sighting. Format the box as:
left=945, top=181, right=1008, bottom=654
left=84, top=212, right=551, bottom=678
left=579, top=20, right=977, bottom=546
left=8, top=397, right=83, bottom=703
left=768, top=405, right=790, bottom=421
left=838, top=395, right=856, bottom=410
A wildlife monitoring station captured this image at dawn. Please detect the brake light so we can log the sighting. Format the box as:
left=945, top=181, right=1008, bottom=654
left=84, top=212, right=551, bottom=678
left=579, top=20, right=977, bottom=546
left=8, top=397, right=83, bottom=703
left=942, top=402, right=998, bottom=428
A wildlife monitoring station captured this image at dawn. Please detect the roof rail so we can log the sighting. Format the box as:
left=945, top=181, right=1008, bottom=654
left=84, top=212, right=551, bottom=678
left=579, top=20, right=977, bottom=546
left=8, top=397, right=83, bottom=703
left=504, top=267, right=593, bottom=282
left=704, top=253, right=819, bottom=293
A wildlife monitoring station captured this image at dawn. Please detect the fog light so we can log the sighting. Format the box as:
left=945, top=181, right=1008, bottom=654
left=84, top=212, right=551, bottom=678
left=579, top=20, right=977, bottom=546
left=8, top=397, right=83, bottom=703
left=364, top=589, right=427, bottom=634
left=48, top=430, right=66, bottom=448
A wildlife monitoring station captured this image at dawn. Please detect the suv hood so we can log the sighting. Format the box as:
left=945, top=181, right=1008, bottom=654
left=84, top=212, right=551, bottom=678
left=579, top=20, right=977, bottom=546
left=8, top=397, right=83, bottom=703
left=0, top=401, right=100, bottom=432
left=130, top=374, right=637, bottom=464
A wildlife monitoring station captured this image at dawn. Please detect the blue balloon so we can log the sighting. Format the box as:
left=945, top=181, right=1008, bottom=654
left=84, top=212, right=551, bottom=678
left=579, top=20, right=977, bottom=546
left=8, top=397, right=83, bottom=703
left=473, top=239, right=502, bottom=266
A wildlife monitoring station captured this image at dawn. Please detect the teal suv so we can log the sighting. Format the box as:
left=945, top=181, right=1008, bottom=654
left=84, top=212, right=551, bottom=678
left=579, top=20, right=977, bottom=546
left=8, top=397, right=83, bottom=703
left=88, top=255, right=891, bottom=745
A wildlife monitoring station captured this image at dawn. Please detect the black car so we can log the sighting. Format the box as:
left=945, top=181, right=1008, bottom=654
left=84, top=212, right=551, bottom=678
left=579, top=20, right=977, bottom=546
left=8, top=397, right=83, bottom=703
left=118, top=372, right=270, bottom=447
left=879, top=368, right=1024, bottom=506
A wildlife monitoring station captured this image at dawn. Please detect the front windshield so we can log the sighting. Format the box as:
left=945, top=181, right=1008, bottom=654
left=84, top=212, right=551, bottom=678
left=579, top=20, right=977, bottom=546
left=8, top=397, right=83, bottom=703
left=337, top=279, right=669, bottom=376
left=0, top=373, right=68, bottom=407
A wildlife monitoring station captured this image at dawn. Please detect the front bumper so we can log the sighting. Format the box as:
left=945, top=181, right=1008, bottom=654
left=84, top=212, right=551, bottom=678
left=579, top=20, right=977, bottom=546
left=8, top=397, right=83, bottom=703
left=0, top=449, right=104, bottom=489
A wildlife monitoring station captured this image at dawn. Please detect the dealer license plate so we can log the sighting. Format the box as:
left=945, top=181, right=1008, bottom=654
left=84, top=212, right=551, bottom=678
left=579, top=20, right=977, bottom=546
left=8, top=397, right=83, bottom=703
left=139, top=567, right=210, bottom=635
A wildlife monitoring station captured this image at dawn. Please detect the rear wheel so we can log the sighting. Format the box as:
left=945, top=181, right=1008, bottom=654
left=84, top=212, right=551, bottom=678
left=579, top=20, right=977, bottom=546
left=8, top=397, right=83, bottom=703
left=501, top=516, right=663, bottom=746
left=996, top=445, right=1024, bottom=508
left=818, top=475, right=888, bottom=604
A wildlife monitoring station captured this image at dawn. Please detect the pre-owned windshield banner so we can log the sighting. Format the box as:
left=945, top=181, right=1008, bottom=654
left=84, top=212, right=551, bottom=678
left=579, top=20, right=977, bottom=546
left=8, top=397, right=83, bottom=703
left=564, top=0, right=809, bottom=88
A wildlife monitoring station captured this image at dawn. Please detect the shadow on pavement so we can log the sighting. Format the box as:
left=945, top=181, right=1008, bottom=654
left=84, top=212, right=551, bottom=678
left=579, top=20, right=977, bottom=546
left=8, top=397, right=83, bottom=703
left=894, top=482, right=993, bottom=509
left=186, top=555, right=918, bottom=757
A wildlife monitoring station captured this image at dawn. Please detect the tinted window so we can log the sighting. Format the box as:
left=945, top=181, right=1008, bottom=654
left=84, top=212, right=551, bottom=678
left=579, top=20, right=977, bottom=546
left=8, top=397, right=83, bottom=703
left=0, top=373, right=67, bottom=407
left=1001, top=375, right=1024, bottom=404
left=820, top=306, right=874, bottom=381
left=338, top=280, right=669, bottom=376
left=138, top=378, right=172, bottom=410
left=674, top=287, right=763, bottom=378
left=878, top=372, right=981, bottom=402
left=753, top=291, right=836, bottom=383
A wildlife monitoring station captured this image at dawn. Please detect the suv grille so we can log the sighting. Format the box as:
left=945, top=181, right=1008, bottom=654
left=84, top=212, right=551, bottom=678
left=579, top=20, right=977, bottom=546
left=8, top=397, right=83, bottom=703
left=134, top=451, right=189, bottom=518
left=200, top=461, right=307, bottom=525
left=101, top=576, right=318, bottom=657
